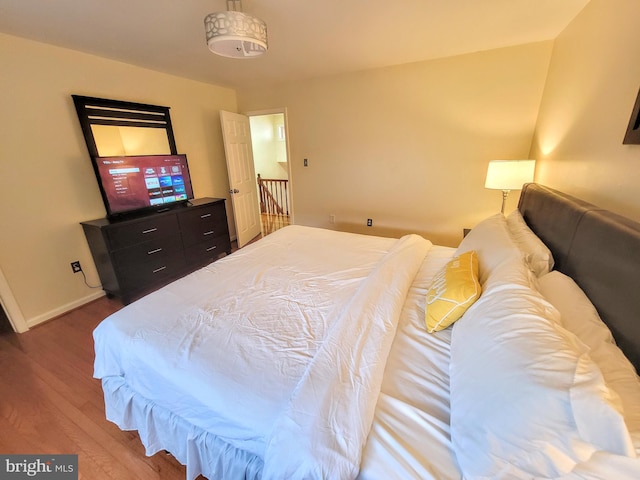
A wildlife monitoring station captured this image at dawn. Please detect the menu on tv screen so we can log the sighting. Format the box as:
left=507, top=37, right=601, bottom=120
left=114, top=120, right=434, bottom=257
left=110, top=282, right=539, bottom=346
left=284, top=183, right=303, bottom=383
left=95, top=154, right=194, bottom=215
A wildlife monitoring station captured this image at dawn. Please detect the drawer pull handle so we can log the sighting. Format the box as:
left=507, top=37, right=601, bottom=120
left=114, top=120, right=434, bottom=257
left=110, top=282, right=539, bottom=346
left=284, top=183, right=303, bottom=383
left=142, top=228, right=158, bottom=234
left=147, top=248, right=163, bottom=255
left=203, top=230, right=215, bottom=236
left=152, top=266, right=167, bottom=273
left=200, top=213, right=212, bottom=218
left=206, top=245, right=218, bottom=252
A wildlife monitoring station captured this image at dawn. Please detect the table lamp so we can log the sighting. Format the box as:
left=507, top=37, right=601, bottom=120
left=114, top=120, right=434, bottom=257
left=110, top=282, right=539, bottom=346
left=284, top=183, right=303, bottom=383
left=484, top=160, right=536, bottom=213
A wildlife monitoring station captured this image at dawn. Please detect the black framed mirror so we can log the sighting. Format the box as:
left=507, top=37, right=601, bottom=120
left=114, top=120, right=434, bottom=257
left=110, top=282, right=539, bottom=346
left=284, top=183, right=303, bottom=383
left=72, top=95, right=178, bottom=157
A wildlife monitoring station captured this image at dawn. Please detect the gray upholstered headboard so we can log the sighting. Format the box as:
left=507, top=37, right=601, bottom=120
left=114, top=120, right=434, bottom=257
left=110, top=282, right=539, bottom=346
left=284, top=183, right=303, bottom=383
left=518, top=183, right=640, bottom=373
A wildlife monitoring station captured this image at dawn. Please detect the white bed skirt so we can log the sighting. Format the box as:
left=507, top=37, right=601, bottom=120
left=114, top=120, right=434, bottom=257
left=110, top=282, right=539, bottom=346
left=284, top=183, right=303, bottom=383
left=102, top=376, right=263, bottom=480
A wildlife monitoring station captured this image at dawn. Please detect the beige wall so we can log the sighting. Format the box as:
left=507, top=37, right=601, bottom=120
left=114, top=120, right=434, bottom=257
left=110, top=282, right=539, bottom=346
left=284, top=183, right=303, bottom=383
left=238, top=42, right=553, bottom=246
left=0, top=33, right=236, bottom=327
left=530, top=0, right=640, bottom=220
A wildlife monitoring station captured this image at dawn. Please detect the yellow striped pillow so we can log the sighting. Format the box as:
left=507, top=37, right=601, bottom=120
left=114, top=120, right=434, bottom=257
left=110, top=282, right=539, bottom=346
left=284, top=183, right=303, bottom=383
left=425, top=251, right=481, bottom=333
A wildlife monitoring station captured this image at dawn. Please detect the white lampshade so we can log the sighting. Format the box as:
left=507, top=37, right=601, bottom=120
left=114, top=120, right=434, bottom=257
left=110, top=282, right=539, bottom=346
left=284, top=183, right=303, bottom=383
left=204, top=1, right=267, bottom=59
left=485, top=160, right=536, bottom=190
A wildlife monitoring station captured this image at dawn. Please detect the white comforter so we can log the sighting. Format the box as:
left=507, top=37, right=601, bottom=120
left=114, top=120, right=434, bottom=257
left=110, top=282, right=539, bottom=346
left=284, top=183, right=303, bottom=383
left=94, top=225, right=431, bottom=479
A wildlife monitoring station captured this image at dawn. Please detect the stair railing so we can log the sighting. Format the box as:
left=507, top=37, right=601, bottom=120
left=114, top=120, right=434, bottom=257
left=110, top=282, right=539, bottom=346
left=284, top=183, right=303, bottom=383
left=257, top=174, right=289, bottom=216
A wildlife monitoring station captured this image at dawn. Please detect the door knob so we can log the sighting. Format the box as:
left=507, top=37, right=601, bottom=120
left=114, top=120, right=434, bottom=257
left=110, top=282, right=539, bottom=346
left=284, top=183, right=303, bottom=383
left=229, top=188, right=240, bottom=194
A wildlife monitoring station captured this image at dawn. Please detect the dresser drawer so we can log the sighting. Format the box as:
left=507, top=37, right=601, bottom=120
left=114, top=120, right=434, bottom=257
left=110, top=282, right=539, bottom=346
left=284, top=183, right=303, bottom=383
left=179, top=204, right=228, bottom=247
left=117, top=251, right=186, bottom=292
left=112, top=234, right=183, bottom=270
left=107, top=214, right=179, bottom=250
left=184, top=235, right=231, bottom=267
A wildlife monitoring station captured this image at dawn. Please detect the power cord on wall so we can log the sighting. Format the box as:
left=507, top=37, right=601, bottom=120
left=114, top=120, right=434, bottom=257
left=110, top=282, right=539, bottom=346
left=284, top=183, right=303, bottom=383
left=71, top=261, right=102, bottom=289
left=80, top=270, right=102, bottom=289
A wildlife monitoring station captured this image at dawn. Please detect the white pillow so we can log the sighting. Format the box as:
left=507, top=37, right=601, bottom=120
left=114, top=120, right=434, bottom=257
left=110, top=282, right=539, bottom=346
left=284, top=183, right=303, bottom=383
left=537, top=271, right=614, bottom=346
left=538, top=271, right=640, bottom=436
left=506, top=209, right=554, bottom=277
left=456, top=213, right=523, bottom=286
left=450, top=259, right=635, bottom=478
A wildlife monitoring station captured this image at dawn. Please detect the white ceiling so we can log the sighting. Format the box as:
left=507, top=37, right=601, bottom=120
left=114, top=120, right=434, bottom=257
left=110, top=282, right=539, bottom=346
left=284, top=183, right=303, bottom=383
left=0, top=0, right=590, bottom=90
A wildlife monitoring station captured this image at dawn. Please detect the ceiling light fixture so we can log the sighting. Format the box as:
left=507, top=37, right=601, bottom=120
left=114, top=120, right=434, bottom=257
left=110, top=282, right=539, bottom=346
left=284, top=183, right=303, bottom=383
left=204, top=0, right=267, bottom=58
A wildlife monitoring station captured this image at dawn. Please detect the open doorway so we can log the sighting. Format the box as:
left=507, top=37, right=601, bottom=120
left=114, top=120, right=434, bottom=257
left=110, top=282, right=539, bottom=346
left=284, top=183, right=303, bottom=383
left=248, top=111, right=291, bottom=236
left=0, top=305, right=12, bottom=334
left=0, top=266, right=28, bottom=333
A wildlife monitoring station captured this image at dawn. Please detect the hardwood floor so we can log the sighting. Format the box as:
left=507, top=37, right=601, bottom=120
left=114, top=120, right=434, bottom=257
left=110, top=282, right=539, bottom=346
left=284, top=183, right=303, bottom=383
left=260, top=213, right=289, bottom=236
left=0, top=297, right=204, bottom=480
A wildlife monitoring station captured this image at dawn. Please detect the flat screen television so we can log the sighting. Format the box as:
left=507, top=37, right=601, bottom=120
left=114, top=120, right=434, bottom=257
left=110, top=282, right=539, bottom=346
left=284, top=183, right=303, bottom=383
left=92, top=154, right=194, bottom=217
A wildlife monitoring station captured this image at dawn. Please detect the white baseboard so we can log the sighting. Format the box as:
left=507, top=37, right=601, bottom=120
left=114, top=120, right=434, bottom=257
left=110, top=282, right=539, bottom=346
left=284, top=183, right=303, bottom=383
left=26, top=290, right=106, bottom=329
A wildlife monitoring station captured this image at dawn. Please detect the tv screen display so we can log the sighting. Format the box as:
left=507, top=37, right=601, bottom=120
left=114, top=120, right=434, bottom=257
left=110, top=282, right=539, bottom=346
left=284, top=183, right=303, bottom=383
left=93, top=154, right=194, bottom=216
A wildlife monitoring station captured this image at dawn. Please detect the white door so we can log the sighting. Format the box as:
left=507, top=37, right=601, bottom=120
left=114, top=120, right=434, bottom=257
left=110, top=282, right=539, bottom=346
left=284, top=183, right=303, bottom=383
left=220, top=110, right=262, bottom=248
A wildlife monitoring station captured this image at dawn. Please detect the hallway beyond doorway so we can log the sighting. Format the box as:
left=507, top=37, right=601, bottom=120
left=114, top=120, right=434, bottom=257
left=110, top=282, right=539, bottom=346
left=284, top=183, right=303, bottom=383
left=261, top=212, right=290, bottom=236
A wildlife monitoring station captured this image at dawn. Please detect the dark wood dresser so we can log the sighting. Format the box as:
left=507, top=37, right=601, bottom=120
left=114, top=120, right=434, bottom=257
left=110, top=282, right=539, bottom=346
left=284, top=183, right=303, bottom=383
left=81, top=198, right=231, bottom=304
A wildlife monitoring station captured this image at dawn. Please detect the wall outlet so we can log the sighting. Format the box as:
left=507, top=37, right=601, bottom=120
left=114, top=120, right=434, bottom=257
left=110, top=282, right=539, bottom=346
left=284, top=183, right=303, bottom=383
left=367, top=218, right=373, bottom=227
left=329, top=214, right=335, bottom=224
left=70, top=261, right=82, bottom=273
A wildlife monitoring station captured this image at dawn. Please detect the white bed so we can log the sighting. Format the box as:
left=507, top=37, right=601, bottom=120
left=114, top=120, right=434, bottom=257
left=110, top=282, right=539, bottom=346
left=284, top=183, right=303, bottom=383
left=94, top=184, right=640, bottom=479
